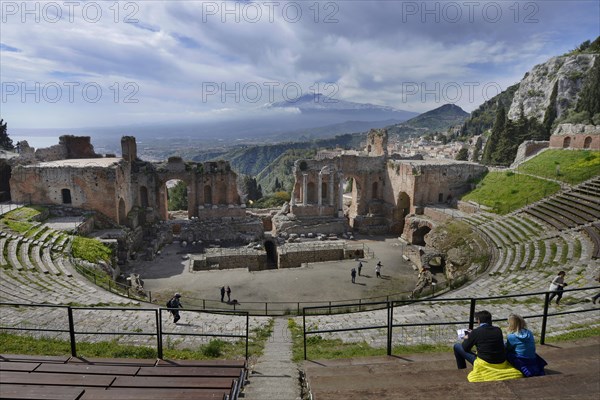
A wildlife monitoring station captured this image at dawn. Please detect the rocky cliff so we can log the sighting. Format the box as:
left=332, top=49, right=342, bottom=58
left=508, top=53, right=597, bottom=121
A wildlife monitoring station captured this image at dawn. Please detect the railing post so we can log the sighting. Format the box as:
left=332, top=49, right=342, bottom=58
left=157, top=309, right=163, bottom=359
left=468, top=298, right=476, bottom=330
left=297, top=302, right=300, bottom=315
left=67, top=307, right=77, bottom=357
left=108, top=280, right=111, bottom=293
left=303, top=309, right=307, bottom=360
left=328, top=301, right=331, bottom=315
left=387, top=301, right=393, bottom=356
left=265, top=303, right=268, bottom=316
left=245, top=313, right=249, bottom=360
left=203, top=299, right=206, bottom=310
left=149, top=291, right=152, bottom=303
left=540, top=292, right=550, bottom=345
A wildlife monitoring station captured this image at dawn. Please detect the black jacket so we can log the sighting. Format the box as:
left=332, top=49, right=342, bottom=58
left=462, top=324, right=506, bottom=364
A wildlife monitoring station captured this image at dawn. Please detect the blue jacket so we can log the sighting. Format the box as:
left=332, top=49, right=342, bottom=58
left=506, top=329, right=536, bottom=359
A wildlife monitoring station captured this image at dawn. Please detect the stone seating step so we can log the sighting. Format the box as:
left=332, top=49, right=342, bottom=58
left=539, top=202, right=589, bottom=226
left=562, top=192, right=600, bottom=212
left=490, top=220, right=517, bottom=245
left=36, top=227, right=52, bottom=243
left=19, top=241, right=36, bottom=271
left=55, top=256, right=74, bottom=277
left=31, top=245, right=49, bottom=274
left=524, top=209, right=565, bottom=231
left=7, top=239, right=24, bottom=271
left=550, top=197, right=600, bottom=220
left=42, top=247, right=61, bottom=275
left=0, top=237, right=7, bottom=266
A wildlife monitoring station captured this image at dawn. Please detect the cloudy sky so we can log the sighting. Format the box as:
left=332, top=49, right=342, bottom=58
left=1, top=0, right=598, bottom=129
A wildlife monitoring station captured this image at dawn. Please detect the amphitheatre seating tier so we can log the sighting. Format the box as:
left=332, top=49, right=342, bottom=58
left=582, top=224, right=600, bottom=259
left=303, top=337, right=600, bottom=400
left=0, top=356, right=245, bottom=400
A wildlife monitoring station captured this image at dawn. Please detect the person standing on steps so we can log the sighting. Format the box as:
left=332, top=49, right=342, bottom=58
left=220, top=286, right=225, bottom=302
left=351, top=267, right=357, bottom=283
left=375, top=261, right=382, bottom=278
left=226, top=286, right=232, bottom=302
left=358, top=261, right=363, bottom=276
left=548, top=271, right=568, bottom=305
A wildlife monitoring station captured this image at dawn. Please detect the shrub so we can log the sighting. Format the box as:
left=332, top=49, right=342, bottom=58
left=72, top=237, right=112, bottom=264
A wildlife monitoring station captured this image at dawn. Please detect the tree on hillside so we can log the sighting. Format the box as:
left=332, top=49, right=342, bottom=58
left=0, top=119, right=14, bottom=151
left=455, top=148, right=469, bottom=161
left=238, top=175, right=263, bottom=202
left=543, top=81, right=559, bottom=135
left=471, top=136, right=483, bottom=162
left=481, top=106, right=506, bottom=165
left=575, top=57, right=600, bottom=123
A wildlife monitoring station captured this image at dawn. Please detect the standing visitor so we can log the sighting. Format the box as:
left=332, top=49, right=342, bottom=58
left=548, top=271, right=568, bottom=305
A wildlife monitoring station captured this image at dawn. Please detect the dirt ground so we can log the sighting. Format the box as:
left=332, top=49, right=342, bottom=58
left=124, top=236, right=429, bottom=306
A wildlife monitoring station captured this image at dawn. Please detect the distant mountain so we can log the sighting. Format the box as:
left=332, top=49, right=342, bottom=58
left=385, top=103, right=469, bottom=137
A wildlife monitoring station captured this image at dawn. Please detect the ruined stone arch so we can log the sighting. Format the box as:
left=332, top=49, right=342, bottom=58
left=583, top=136, right=592, bottom=149
left=157, top=174, right=193, bottom=221
left=413, top=225, right=431, bottom=246
left=118, top=198, right=126, bottom=225
left=563, top=136, right=571, bottom=148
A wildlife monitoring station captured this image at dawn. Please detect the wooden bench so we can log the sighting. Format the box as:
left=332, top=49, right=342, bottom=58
left=79, top=388, right=228, bottom=399
left=0, top=356, right=246, bottom=399
left=0, top=384, right=84, bottom=400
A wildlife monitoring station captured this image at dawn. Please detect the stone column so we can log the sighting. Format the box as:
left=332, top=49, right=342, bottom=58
left=317, top=173, right=323, bottom=206
left=328, top=173, right=334, bottom=206
left=338, top=173, right=344, bottom=217
left=302, top=173, right=308, bottom=206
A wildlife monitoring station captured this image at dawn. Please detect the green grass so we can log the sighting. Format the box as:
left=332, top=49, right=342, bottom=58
left=289, top=319, right=452, bottom=361
left=518, top=149, right=600, bottom=185
left=0, top=319, right=274, bottom=360
left=3, top=206, right=45, bottom=222
left=71, top=236, right=112, bottom=263
left=462, top=171, right=561, bottom=214
left=548, top=325, right=600, bottom=342
left=3, top=219, right=33, bottom=233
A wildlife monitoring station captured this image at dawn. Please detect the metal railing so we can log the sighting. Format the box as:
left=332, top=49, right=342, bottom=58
left=301, top=286, right=600, bottom=360
left=0, top=303, right=250, bottom=360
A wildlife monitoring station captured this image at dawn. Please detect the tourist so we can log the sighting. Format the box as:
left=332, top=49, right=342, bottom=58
left=168, top=293, right=183, bottom=324
left=358, top=261, right=363, bottom=276
left=548, top=271, right=568, bottom=305
left=351, top=268, right=356, bottom=283
left=375, top=261, right=382, bottom=278
left=220, top=286, right=226, bottom=302
left=505, top=314, right=547, bottom=377
left=227, top=286, right=232, bottom=302
left=453, top=310, right=506, bottom=369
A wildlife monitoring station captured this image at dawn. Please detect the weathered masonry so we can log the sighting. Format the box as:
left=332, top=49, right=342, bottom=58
left=9, top=136, right=244, bottom=226
left=281, top=129, right=487, bottom=235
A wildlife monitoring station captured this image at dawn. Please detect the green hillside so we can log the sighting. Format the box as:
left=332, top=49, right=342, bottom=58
left=255, top=148, right=317, bottom=193
left=518, top=149, right=600, bottom=185
left=461, top=149, right=598, bottom=214
left=459, top=83, right=519, bottom=138
left=461, top=171, right=561, bottom=215
left=386, top=103, right=469, bottom=137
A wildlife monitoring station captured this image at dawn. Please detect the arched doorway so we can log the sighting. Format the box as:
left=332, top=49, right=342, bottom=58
left=583, top=136, right=592, bottom=149
left=307, top=182, right=317, bottom=204
left=0, top=162, right=11, bottom=201
left=372, top=181, right=379, bottom=200
left=216, top=181, right=227, bottom=205
left=118, top=198, right=126, bottom=225
left=204, top=185, right=212, bottom=205
left=563, top=136, right=571, bottom=148
left=61, top=188, right=72, bottom=204
left=264, top=240, right=278, bottom=269
left=139, top=186, right=149, bottom=207
left=166, top=179, right=188, bottom=215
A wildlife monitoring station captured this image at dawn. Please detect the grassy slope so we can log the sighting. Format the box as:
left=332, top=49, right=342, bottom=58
left=461, top=171, right=561, bottom=214
left=518, top=149, right=600, bottom=184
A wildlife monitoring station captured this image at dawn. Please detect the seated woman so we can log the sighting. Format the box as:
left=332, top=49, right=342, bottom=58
left=505, top=314, right=547, bottom=377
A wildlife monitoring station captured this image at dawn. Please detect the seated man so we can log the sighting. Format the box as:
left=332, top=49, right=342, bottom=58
left=453, top=310, right=506, bottom=369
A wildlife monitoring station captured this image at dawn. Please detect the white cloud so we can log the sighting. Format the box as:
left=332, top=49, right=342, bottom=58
left=1, top=0, right=598, bottom=128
